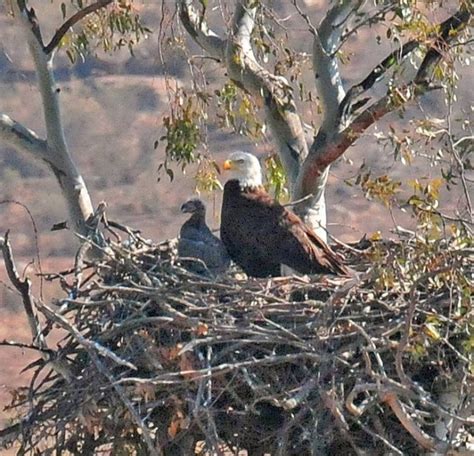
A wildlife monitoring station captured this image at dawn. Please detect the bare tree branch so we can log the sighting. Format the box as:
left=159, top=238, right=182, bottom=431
left=382, top=390, right=447, bottom=452
left=0, top=113, right=48, bottom=158
left=0, top=232, right=45, bottom=349
left=15, top=0, right=44, bottom=47
left=0, top=232, right=73, bottom=382
left=178, top=0, right=226, bottom=61
left=0, top=339, right=53, bottom=355
left=44, top=0, right=114, bottom=54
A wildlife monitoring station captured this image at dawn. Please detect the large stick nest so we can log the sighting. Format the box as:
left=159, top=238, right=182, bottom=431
left=0, top=227, right=472, bottom=455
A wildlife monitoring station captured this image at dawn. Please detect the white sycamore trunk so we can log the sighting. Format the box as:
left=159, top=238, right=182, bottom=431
left=179, top=0, right=361, bottom=242
left=0, top=2, right=94, bottom=236
left=179, top=0, right=468, bottom=248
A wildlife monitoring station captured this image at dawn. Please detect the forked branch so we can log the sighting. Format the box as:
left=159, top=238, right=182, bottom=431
left=297, top=4, right=471, bottom=197
left=9, top=0, right=95, bottom=235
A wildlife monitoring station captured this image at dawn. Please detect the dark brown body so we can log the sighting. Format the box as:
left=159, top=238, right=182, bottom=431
left=221, top=180, right=349, bottom=278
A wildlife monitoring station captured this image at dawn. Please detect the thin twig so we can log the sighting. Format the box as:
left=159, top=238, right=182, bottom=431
left=44, top=0, right=114, bottom=54
left=0, top=231, right=72, bottom=381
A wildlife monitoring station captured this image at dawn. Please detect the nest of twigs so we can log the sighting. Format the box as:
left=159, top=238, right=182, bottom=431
left=0, top=225, right=472, bottom=455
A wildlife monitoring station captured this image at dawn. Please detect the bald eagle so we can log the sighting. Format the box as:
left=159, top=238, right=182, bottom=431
left=220, top=152, right=349, bottom=278
left=178, top=198, right=231, bottom=276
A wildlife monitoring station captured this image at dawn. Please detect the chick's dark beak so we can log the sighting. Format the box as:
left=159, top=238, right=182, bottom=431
left=181, top=202, right=193, bottom=214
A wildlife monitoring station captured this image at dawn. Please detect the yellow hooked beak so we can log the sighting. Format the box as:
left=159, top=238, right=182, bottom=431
left=223, top=159, right=233, bottom=170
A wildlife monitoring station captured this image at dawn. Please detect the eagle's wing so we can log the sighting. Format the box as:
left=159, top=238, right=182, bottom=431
left=205, top=233, right=231, bottom=273
left=277, top=208, right=349, bottom=275
left=237, top=190, right=347, bottom=275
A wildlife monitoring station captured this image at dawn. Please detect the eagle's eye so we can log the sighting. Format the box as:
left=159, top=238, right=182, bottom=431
left=236, top=158, right=245, bottom=164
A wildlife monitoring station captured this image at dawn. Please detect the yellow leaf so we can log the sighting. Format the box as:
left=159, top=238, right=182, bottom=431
left=370, top=231, right=382, bottom=241
left=423, top=323, right=441, bottom=341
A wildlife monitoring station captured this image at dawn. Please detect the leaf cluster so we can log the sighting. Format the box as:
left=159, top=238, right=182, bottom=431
left=59, top=0, right=151, bottom=63
left=214, top=82, right=264, bottom=139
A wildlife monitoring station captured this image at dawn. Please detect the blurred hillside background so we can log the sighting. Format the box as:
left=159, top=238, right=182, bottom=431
left=0, top=0, right=472, bottom=434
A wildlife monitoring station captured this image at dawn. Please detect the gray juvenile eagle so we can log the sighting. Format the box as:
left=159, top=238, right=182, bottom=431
left=220, top=151, right=349, bottom=278
left=178, top=198, right=230, bottom=276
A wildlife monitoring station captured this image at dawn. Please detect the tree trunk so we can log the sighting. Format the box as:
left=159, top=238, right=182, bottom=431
left=0, top=1, right=94, bottom=236
left=179, top=0, right=470, bottom=242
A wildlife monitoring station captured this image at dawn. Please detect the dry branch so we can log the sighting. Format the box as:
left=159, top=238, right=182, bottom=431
left=0, top=232, right=72, bottom=381
left=0, top=227, right=472, bottom=455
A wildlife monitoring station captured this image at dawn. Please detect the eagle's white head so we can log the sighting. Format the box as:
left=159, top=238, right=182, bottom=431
left=223, top=151, right=263, bottom=188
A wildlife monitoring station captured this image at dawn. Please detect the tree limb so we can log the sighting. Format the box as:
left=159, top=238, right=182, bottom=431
left=44, top=0, right=114, bottom=54
left=230, top=0, right=257, bottom=55
left=289, top=1, right=362, bottom=236
left=15, top=1, right=44, bottom=47
left=297, top=82, right=425, bottom=193
left=0, top=339, right=54, bottom=355
left=226, top=0, right=308, bottom=186
left=310, top=0, right=361, bottom=134
left=296, top=4, right=471, bottom=198
left=0, top=113, right=48, bottom=158
left=382, top=390, right=447, bottom=452
left=10, top=0, right=95, bottom=235
left=339, top=39, right=420, bottom=123
left=178, top=0, right=226, bottom=61
left=0, top=232, right=44, bottom=348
